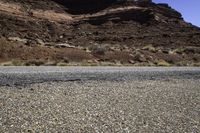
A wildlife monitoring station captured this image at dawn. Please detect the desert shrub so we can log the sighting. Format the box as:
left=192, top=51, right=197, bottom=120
left=25, top=60, right=45, bottom=66
left=90, top=45, right=108, bottom=55
left=11, top=60, right=24, bottom=66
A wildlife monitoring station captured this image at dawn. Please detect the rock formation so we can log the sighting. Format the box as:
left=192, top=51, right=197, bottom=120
left=0, top=0, right=200, bottom=66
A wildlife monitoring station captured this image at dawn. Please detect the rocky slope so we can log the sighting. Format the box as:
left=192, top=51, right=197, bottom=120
left=0, top=0, right=200, bottom=66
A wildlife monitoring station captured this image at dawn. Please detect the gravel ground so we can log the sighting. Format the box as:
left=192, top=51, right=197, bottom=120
left=0, top=78, right=200, bottom=133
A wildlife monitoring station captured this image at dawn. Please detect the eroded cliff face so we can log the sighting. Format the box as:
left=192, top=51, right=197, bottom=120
left=54, top=0, right=116, bottom=14
left=0, top=0, right=200, bottom=66
left=1, top=0, right=152, bottom=14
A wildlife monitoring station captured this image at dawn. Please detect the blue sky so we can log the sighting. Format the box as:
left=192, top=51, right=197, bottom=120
left=153, top=0, right=200, bottom=27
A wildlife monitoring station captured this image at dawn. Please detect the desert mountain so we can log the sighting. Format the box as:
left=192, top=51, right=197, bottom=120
left=0, top=0, right=200, bottom=66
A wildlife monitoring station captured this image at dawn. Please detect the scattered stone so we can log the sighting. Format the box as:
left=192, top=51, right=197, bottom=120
left=84, top=47, right=91, bottom=53
left=44, top=61, right=58, bottom=66
left=87, top=59, right=98, bottom=64
left=122, top=45, right=129, bottom=51
left=56, top=62, right=69, bottom=66
left=44, top=43, right=54, bottom=47
left=55, top=43, right=76, bottom=48
left=156, top=59, right=171, bottom=66
left=162, top=49, right=169, bottom=54
left=128, top=60, right=135, bottom=64
left=8, top=37, right=28, bottom=44
left=133, top=53, right=147, bottom=62
left=168, top=50, right=176, bottom=55
left=109, top=45, right=121, bottom=51
left=142, top=45, right=157, bottom=52
left=36, top=39, right=45, bottom=45
left=173, top=48, right=185, bottom=54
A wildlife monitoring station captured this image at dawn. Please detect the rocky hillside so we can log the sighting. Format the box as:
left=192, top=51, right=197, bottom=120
left=0, top=0, right=200, bottom=66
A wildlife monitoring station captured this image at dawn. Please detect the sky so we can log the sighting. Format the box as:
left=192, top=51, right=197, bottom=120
left=153, top=0, right=200, bottom=27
